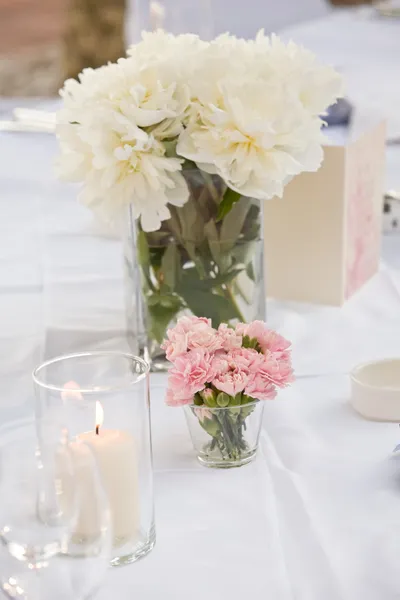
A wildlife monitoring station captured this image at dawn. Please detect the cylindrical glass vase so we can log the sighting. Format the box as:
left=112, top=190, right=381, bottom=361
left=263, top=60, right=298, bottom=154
left=183, top=400, right=265, bottom=468
left=33, top=352, right=155, bottom=567
left=124, top=168, right=266, bottom=371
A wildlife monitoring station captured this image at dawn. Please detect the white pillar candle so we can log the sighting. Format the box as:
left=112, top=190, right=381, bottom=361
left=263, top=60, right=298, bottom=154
left=72, top=402, right=139, bottom=545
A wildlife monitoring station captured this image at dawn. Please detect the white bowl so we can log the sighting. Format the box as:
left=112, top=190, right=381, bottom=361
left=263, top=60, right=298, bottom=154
left=350, top=359, right=400, bottom=421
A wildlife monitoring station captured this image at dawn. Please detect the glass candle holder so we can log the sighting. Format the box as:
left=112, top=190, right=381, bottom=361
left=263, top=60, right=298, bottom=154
left=33, top=352, right=155, bottom=567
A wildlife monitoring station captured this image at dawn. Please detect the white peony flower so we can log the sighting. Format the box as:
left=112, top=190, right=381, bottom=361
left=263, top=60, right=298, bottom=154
left=56, top=58, right=190, bottom=231
left=57, top=29, right=343, bottom=227
left=177, top=32, right=343, bottom=201
left=128, top=30, right=207, bottom=73
left=254, top=32, right=344, bottom=116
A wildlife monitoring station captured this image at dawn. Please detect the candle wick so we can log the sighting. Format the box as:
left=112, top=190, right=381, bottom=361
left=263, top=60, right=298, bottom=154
left=96, top=425, right=100, bottom=435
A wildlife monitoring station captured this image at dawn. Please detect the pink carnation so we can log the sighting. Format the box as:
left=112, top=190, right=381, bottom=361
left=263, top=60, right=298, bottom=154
left=213, top=368, right=250, bottom=397
left=236, top=321, right=291, bottom=355
left=162, top=316, right=222, bottom=361
left=211, top=348, right=259, bottom=397
left=245, top=376, right=277, bottom=401
left=162, top=326, right=189, bottom=362
left=165, top=348, right=214, bottom=406
left=165, top=387, right=193, bottom=407
left=258, top=357, right=294, bottom=387
left=230, top=347, right=263, bottom=371
left=244, top=354, right=293, bottom=400
left=217, top=324, right=243, bottom=352
left=210, top=353, right=230, bottom=377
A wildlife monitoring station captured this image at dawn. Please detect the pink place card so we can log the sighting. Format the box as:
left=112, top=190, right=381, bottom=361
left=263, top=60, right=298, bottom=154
left=263, top=118, right=386, bottom=306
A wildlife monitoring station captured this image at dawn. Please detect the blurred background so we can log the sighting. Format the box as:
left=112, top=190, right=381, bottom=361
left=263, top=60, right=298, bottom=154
left=0, top=0, right=376, bottom=97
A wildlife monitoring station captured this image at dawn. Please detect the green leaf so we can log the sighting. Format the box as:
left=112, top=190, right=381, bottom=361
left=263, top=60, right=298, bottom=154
left=147, top=294, right=183, bottom=344
left=182, top=159, right=198, bottom=171
left=216, top=187, right=242, bottom=222
left=204, top=219, right=222, bottom=267
left=220, top=198, right=250, bottom=253
left=199, top=172, right=221, bottom=204
left=137, top=230, right=150, bottom=266
left=210, top=268, right=245, bottom=288
left=137, top=230, right=155, bottom=291
left=241, top=203, right=261, bottom=241
left=231, top=241, right=258, bottom=267
left=177, top=286, right=237, bottom=328
left=179, top=266, right=243, bottom=293
left=165, top=211, right=182, bottom=241
left=177, top=196, right=205, bottom=244
left=185, top=242, right=206, bottom=279
left=145, top=231, right=172, bottom=246
left=161, top=244, right=180, bottom=290
left=246, top=261, right=256, bottom=282
left=199, top=416, right=221, bottom=438
left=163, top=139, right=178, bottom=157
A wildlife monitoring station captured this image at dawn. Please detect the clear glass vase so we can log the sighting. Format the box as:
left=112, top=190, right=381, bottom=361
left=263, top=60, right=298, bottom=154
left=124, top=168, right=266, bottom=371
left=33, top=352, right=155, bottom=567
left=183, top=400, right=265, bottom=468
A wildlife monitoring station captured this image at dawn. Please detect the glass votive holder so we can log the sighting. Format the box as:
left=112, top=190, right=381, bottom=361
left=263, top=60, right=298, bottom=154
left=33, top=351, right=155, bottom=566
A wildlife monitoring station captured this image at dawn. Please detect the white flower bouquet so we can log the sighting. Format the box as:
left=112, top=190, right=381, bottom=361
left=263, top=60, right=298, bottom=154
left=56, top=30, right=342, bottom=364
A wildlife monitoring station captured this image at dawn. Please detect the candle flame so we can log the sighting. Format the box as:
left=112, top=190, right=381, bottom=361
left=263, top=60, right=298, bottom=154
left=95, top=401, right=104, bottom=434
left=61, top=381, right=83, bottom=402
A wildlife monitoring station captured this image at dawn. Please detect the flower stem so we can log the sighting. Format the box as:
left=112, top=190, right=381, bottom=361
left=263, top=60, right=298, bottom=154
left=223, top=283, right=246, bottom=322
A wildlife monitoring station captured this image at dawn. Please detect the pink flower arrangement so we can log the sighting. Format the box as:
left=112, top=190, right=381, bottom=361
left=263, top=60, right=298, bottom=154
left=163, top=318, right=294, bottom=407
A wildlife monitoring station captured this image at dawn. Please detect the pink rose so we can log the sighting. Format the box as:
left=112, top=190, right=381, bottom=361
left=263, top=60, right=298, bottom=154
left=236, top=321, right=291, bottom=355
left=217, top=324, right=243, bottom=352
left=165, top=348, right=214, bottom=406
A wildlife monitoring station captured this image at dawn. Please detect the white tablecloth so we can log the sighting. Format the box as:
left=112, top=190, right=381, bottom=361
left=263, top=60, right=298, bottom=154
left=2, top=10, right=400, bottom=599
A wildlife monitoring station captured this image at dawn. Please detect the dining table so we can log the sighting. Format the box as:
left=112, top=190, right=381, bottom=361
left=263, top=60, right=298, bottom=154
left=1, top=6, right=400, bottom=600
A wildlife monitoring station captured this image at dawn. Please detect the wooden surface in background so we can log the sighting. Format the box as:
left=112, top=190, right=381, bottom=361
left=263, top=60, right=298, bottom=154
left=0, top=0, right=125, bottom=95
left=0, top=0, right=66, bottom=56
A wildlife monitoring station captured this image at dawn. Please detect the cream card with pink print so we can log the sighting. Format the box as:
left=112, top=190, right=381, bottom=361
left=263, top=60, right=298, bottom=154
left=263, top=119, right=386, bottom=306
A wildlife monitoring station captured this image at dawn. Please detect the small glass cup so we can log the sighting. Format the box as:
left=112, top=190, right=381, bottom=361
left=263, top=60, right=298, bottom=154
left=184, top=400, right=265, bottom=468
left=33, top=352, right=155, bottom=566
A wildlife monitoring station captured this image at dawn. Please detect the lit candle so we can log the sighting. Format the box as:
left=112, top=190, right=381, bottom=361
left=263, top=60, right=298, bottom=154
left=73, top=400, right=139, bottom=544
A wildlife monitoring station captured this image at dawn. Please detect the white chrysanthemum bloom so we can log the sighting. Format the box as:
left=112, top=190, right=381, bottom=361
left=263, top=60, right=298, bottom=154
left=56, top=58, right=190, bottom=231
left=177, top=33, right=343, bottom=200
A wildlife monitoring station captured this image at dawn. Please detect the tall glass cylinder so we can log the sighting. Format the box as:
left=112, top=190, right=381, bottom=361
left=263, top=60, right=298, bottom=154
left=33, top=352, right=155, bottom=567
left=124, top=168, right=266, bottom=371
